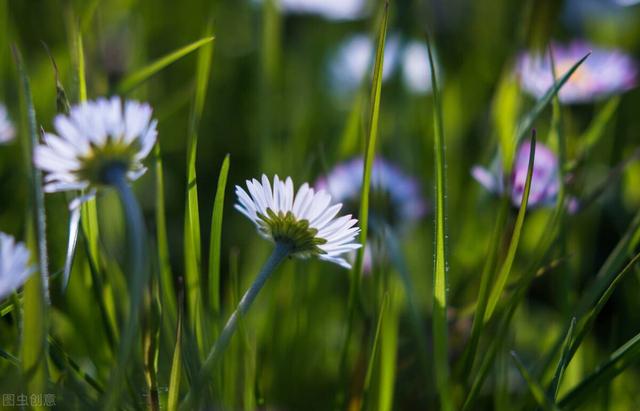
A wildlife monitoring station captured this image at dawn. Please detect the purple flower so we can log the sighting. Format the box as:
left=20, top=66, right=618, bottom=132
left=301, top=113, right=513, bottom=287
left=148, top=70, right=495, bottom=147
left=316, top=157, right=428, bottom=271
left=472, top=142, right=560, bottom=208
left=316, top=157, right=428, bottom=229
left=516, top=41, right=637, bottom=103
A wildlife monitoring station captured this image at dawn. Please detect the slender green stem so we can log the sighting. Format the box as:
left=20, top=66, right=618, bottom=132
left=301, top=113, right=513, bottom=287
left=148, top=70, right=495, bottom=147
left=102, top=166, right=149, bottom=411
left=180, top=241, right=292, bottom=410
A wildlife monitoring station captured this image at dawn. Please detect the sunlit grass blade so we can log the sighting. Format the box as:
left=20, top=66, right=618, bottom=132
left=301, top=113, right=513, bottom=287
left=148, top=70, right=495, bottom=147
left=514, top=52, right=590, bottom=144
left=338, top=3, right=389, bottom=407
left=167, top=290, right=184, bottom=411
left=208, top=154, right=230, bottom=312
left=547, top=317, right=576, bottom=400
left=116, top=36, right=214, bottom=93
left=510, top=351, right=560, bottom=411
left=184, top=27, right=215, bottom=357
left=484, top=130, right=537, bottom=322
left=558, top=330, right=640, bottom=410
left=425, top=22, right=452, bottom=411
left=76, top=30, right=87, bottom=102
left=12, top=45, right=49, bottom=404
left=492, top=72, right=521, bottom=172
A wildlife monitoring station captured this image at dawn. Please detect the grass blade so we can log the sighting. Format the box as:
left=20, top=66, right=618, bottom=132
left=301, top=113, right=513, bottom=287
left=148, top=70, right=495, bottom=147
left=167, top=290, right=184, bottom=411
left=484, top=130, right=537, bottom=322
left=514, top=52, right=590, bottom=144
left=184, top=26, right=215, bottom=356
left=12, top=45, right=50, bottom=403
left=363, top=292, right=389, bottom=393
left=116, top=36, right=214, bottom=94
left=558, top=331, right=640, bottom=410
left=425, top=23, right=453, bottom=411
left=579, top=96, right=620, bottom=159
left=208, top=154, right=230, bottom=312
left=510, top=351, right=560, bottom=411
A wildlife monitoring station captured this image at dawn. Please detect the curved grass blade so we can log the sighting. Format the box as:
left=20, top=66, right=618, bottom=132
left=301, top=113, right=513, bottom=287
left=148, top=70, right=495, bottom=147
left=117, top=36, right=214, bottom=94
left=514, top=52, right=590, bottom=145
left=558, top=331, right=640, bottom=410
left=579, top=96, right=620, bottom=159
left=425, top=23, right=453, bottom=411
left=208, top=154, right=230, bottom=312
left=560, top=252, right=640, bottom=372
left=510, top=351, right=560, bottom=411
left=484, top=130, right=537, bottom=322
left=12, top=45, right=50, bottom=402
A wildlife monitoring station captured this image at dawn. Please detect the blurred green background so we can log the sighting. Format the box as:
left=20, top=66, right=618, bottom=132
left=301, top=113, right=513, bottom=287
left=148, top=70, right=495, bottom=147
left=1, top=0, right=640, bottom=409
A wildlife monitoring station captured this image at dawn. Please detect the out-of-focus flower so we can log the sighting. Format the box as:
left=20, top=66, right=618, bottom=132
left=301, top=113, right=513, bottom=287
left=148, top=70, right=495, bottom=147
left=516, top=41, right=637, bottom=103
left=401, top=41, right=434, bottom=94
left=34, top=96, right=158, bottom=198
left=327, top=34, right=401, bottom=95
left=0, top=232, right=34, bottom=301
left=316, top=157, right=427, bottom=270
left=613, top=0, right=640, bottom=5
left=236, top=175, right=361, bottom=269
left=0, top=104, right=15, bottom=144
left=472, top=142, right=561, bottom=208
left=327, top=35, right=438, bottom=97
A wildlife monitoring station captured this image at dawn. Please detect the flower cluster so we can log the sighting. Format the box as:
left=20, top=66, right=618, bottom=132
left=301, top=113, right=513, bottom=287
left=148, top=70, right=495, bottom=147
left=236, top=175, right=362, bottom=268
left=516, top=41, right=637, bottom=103
left=0, top=233, right=33, bottom=301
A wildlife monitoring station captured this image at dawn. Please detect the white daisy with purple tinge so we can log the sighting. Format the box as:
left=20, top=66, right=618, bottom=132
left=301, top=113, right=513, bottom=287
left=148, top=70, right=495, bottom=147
left=235, top=175, right=361, bottom=269
left=400, top=41, right=434, bottom=94
left=0, top=104, right=15, bottom=144
left=516, top=41, right=637, bottom=103
left=472, top=142, right=560, bottom=208
left=0, top=232, right=34, bottom=301
left=34, top=96, right=158, bottom=195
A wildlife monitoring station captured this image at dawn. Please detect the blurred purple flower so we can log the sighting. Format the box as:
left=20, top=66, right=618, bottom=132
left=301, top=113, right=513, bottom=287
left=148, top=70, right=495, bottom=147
left=516, top=41, right=637, bottom=103
left=472, top=142, right=560, bottom=208
left=316, top=157, right=428, bottom=271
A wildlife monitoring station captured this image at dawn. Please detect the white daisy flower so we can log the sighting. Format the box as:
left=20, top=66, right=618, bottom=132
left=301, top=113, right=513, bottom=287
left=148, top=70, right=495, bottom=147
left=0, top=232, right=34, bottom=301
left=257, top=0, right=368, bottom=21
left=235, top=175, right=361, bottom=269
left=34, top=96, right=158, bottom=195
left=0, top=104, right=15, bottom=144
left=33, top=96, right=157, bottom=289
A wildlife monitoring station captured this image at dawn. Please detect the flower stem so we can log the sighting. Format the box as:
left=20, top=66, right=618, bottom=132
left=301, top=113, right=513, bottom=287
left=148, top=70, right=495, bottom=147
left=180, top=241, right=292, bottom=410
left=102, top=166, right=150, bottom=411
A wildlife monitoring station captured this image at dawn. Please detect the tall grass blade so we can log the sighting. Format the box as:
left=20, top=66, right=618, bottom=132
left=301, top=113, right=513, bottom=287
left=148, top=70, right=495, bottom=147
left=208, top=154, right=230, bottom=312
left=116, top=36, right=214, bottom=94
left=167, top=291, right=184, bottom=411
left=425, top=23, right=453, bottom=411
left=484, top=131, right=537, bottom=322
left=184, top=27, right=215, bottom=356
left=363, top=291, right=389, bottom=393
left=12, top=45, right=50, bottom=405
